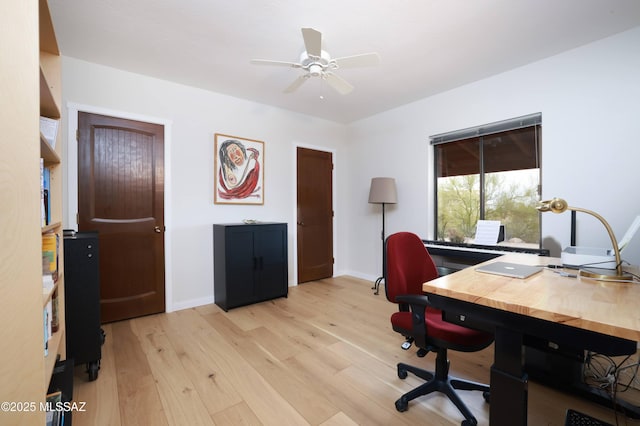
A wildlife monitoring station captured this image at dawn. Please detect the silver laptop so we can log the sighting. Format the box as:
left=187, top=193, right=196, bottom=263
left=475, top=261, right=543, bottom=279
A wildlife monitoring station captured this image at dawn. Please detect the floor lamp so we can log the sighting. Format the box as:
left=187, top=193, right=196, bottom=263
left=368, top=177, right=397, bottom=295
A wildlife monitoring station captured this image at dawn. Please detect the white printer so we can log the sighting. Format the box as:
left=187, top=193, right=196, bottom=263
left=561, top=216, right=640, bottom=269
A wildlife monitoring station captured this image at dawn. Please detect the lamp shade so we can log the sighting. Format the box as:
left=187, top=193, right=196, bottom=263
left=368, top=177, right=397, bottom=204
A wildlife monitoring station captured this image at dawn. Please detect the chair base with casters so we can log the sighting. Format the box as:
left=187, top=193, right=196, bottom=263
left=395, top=346, right=490, bottom=425
left=391, top=296, right=493, bottom=425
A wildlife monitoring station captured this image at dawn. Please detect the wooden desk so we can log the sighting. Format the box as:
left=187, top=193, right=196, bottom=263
left=422, top=253, right=640, bottom=426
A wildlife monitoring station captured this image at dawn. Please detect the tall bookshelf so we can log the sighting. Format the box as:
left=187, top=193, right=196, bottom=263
left=0, top=0, right=66, bottom=423
left=40, top=0, right=67, bottom=394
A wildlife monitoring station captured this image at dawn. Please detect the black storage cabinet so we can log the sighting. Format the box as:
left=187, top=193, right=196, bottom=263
left=214, top=223, right=288, bottom=311
left=63, top=230, right=103, bottom=381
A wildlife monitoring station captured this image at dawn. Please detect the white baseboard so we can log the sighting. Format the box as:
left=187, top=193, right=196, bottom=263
left=169, top=271, right=378, bottom=312
left=168, top=295, right=215, bottom=313
left=341, top=270, right=378, bottom=282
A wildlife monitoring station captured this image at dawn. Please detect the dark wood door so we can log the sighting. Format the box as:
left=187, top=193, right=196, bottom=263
left=78, top=112, right=165, bottom=323
left=296, top=147, right=333, bottom=283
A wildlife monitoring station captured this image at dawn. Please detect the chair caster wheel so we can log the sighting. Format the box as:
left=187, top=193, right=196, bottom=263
left=397, top=366, right=407, bottom=379
left=483, top=391, right=490, bottom=403
left=395, top=397, right=408, bottom=412
left=87, top=361, right=100, bottom=381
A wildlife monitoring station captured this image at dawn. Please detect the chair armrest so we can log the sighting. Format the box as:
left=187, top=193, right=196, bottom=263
left=396, top=294, right=432, bottom=307
left=395, top=294, right=433, bottom=349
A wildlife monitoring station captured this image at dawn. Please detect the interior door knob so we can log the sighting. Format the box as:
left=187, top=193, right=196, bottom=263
left=154, top=226, right=162, bottom=233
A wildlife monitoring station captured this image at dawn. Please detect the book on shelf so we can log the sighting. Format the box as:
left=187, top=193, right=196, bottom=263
left=44, top=189, right=50, bottom=226
left=51, top=289, right=59, bottom=333
left=46, top=299, right=53, bottom=342
left=43, top=274, right=55, bottom=291
left=43, top=166, right=51, bottom=225
left=40, top=116, right=59, bottom=149
left=44, top=306, right=48, bottom=356
left=42, top=274, right=59, bottom=333
left=45, top=390, right=63, bottom=426
left=40, top=158, right=46, bottom=227
left=42, top=232, right=59, bottom=281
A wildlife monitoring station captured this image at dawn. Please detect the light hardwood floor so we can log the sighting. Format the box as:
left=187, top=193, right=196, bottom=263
left=72, top=276, right=638, bottom=425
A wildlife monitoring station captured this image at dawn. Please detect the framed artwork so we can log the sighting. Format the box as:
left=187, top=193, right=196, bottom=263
left=214, top=133, right=264, bottom=205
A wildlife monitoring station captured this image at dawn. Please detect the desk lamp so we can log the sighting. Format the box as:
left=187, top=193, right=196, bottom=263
left=537, top=198, right=631, bottom=281
left=369, top=177, right=397, bottom=294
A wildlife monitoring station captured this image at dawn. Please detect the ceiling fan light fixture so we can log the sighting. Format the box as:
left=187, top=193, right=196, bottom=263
left=300, top=50, right=330, bottom=68
left=309, top=64, right=323, bottom=77
left=250, top=28, right=380, bottom=95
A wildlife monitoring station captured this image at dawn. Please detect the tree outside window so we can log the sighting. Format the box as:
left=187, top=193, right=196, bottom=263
left=434, top=124, right=541, bottom=248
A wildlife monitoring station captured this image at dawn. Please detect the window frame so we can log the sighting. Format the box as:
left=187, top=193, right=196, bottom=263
left=430, top=113, right=542, bottom=247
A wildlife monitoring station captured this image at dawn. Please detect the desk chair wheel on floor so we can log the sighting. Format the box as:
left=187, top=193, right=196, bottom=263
left=385, top=232, right=494, bottom=426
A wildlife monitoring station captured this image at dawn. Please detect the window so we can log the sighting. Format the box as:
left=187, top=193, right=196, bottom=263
left=431, top=113, right=541, bottom=248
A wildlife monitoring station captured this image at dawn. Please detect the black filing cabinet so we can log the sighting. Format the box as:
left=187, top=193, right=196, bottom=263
left=213, top=223, right=288, bottom=311
left=63, top=230, right=103, bottom=381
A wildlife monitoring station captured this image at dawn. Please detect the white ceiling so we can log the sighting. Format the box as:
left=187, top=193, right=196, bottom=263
left=49, top=0, right=640, bottom=124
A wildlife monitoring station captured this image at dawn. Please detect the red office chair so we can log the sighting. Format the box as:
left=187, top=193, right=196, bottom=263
left=385, top=232, right=493, bottom=426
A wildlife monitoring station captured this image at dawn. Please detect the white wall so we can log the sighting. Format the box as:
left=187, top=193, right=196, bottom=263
left=61, top=26, right=640, bottom=309
left=61, top=57, right=348, bottom=311
left=346, top=26, right=640, bottom=280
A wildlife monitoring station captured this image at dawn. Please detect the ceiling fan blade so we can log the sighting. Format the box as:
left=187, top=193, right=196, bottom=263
left=283, top=74, right=309, bottom=93
left=301, top=28, right=322, bottom=57
left=333, top=52, right=380, bottom=69
left=251, top=59, right=302, bottom=68
left=324, top=72, right=354, bottom=95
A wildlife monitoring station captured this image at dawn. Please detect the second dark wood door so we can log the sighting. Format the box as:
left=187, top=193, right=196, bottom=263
left=296, top=147, right=333, bottom=283
left=78, top=112, right=165, bottom=323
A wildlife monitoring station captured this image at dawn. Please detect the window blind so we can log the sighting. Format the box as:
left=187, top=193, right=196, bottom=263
left=430, top=112, right=542, bottom=145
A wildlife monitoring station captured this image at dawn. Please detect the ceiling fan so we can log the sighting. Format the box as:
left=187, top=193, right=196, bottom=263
left=250, top=28, right=380, bottom=95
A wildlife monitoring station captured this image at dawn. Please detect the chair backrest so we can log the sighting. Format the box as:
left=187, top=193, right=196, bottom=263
left=385, top=232, right=439, bottom=303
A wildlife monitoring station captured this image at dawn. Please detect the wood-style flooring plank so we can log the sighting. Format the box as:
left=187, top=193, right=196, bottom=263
left=210, top=401, right=262, bottom=425
left=158, top=309, right=244, bottom=416
left=129, top=315, right=214, bottom=426
left=198, top=313, right=311, bottom=425
left=228, top=323, right=341, bottom=424
left=111, top=321, right=168, bottom=426
left=319, top=411, right=359, bottom=426
left=71, top=276, right=640, bottom=426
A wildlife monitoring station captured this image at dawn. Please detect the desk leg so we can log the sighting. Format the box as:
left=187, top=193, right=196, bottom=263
left=490, top=326, right=528, bottom=426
